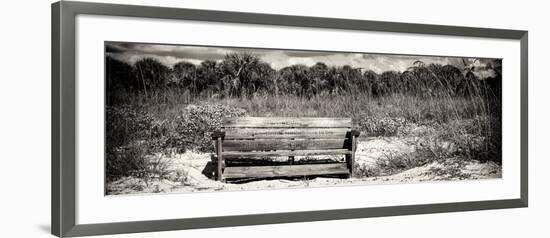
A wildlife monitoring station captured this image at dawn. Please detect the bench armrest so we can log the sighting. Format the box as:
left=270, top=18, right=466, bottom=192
left=212, top=131, right=225, bottom=140
left=350, top=130, right=361, bottom=137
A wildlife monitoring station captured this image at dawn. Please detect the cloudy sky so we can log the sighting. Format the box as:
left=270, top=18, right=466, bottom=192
left=106, top=42, right=501, bottom=77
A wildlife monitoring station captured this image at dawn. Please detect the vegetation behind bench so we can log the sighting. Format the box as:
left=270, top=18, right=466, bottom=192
left=212, top=117, right=359, bottom=182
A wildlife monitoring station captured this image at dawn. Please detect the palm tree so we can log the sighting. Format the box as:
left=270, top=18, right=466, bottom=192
left=172, top=61, right=197, bottom=93
left=134, top=57, right=171, bottom=97
left=219, top=53, right=265, bottom=97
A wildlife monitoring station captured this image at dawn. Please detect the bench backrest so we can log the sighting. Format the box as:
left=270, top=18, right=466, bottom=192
left=221, top=117, right=352, bottom=151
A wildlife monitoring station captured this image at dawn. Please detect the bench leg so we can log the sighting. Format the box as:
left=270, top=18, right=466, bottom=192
left=289, top=138, right=295, bottom=165
left=346, top=135, right=357, bottom=177
left=216, top=137, right=224, bottom=182
left=346, top=154, right=354, bottom=178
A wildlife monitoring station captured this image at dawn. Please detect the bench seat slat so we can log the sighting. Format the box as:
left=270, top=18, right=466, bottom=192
left=222, top=149, right=351, bottom=158
left=223, top=163, right=350, bottom=179
left=222, top=139, right=347, bottom=151
left=223, top=117, right=351, bottom=128
left=224, top=128, right=349, bottom=139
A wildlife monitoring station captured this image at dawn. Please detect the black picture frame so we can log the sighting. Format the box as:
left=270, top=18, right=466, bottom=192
left=52, top=1, right=528, bottom=237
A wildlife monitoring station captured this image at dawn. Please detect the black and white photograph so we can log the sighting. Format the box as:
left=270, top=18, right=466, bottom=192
left=105, top=41, right=503, bottom=195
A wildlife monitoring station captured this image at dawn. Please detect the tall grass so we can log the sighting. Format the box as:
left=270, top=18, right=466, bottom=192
left=112, top=89, right=495, bottom=122
left=110, top=90, right=500, bottom=152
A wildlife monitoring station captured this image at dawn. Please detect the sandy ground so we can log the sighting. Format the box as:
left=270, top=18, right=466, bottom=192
left=107, top=137, right=502, bottom=195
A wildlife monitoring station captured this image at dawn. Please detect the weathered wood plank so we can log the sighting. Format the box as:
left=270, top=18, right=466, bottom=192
left=223, top=163, right=349, bottom=179
left=223, top=117, right=352, bottom=128
left=222, top=149, right=351, bottom=158
left=223, top=139, right=347, bottom=151
left=223, top=128, right=349, bottom=139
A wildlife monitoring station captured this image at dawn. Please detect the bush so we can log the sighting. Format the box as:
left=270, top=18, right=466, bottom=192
left=106, top=106, right=174, bottom=181
left=106, top=144, right=149, bottom=181
left=423, top=118, right=501, bottom=162
left=353, top=163, right=383, bottom=178
left=106, top=106, right=157, bottom=148
left=356, top=116, right=407, bottom=137
left=173, top=104, right=246, bottom=151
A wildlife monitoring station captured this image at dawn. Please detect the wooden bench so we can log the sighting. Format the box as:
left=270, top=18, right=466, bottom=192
left=212, top=117, right=359, bottom=182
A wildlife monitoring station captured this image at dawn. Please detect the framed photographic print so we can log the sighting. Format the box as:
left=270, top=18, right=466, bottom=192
left=52, top=1, right=528, bottom=237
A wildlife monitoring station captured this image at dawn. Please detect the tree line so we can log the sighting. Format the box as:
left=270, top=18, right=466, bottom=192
left=106, top=53, right=501, bottom=102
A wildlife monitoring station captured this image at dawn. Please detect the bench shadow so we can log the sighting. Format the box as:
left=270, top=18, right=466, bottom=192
left=200, top=155, right=218, bottom=179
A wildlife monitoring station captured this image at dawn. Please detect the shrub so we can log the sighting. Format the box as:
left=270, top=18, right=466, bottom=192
left=376, top=150, right=434, bottom=176
left=428, top=159, right=471, bottom=180
left=353, top=163, right=383, bottom=178
left=356, top=116, right=407, bottom=137
left=173, top=104, right=246, bottom=152
left=424, top=118, right=501, bottom=162
left=106, top=145, right=174, bottom=182
left=354, top=141, right=451, bottom=178
left=106, top=144, right=149, bottom=181
left=106, top=106, right=175, bottom=181
left=106, top=106, right=156, bottom=148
